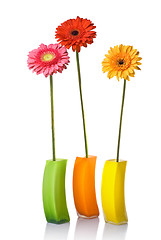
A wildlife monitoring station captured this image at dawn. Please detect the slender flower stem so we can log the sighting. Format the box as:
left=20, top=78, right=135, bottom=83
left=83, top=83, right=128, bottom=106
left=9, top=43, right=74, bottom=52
left=50, top=75, right=56, bottom=161
left=76, top=50, right=88, bottom=158
left=116, top=79, right=126, bottom=162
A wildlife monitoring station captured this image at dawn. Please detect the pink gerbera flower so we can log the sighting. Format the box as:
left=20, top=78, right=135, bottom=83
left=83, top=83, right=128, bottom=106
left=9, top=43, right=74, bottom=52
left=27, top=43, right=70, bottom=77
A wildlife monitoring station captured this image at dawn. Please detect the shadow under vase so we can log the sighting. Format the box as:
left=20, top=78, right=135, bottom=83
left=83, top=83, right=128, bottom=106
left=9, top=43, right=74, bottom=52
left=102, top=223, right=128, bottom=240
left=74, top=217, right=99, bottom=240
left=44, top=222, right=70, bottom=240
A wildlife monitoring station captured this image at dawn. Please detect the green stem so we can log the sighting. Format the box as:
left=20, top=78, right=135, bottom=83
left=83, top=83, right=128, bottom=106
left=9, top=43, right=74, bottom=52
left=116, top=79, right=126, bottom=162
left=50, top=75, right=56, bottom=161
left=76, top=50, right=88, bottom=158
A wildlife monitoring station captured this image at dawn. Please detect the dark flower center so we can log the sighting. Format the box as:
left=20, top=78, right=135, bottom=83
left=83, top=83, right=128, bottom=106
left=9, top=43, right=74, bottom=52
left=71, top=30, right=79, bottom=36
left=119, top=59, right=124, bottom=65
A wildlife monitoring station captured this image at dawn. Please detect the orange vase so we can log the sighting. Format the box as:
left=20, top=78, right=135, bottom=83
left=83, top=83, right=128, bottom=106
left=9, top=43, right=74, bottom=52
left=73, top=155, right=99, bottom=218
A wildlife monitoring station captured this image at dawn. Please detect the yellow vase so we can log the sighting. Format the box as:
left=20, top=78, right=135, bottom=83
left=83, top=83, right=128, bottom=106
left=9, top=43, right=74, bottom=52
left=101, top=159, right=128, bottom=225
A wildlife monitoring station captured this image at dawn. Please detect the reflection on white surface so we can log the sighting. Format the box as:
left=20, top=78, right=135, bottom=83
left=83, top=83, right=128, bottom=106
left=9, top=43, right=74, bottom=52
left=74, top=217, right=99, bottom=240
left=44, top=222, right=70, bottom=240
left=102, top=223, right=128, bottom=240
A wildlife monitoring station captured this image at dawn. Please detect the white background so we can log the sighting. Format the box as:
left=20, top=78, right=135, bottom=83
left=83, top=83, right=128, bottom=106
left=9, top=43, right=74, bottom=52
left=0, top=0, right=161, bottom=239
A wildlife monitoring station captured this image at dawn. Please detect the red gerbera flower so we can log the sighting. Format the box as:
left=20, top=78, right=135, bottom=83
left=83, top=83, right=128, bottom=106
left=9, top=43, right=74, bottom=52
left=55, top=16, right=96, bottom=52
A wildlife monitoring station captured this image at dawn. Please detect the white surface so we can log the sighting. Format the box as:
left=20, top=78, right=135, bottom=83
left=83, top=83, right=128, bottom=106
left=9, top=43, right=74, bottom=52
left=0, top=0, right=161, bottom=239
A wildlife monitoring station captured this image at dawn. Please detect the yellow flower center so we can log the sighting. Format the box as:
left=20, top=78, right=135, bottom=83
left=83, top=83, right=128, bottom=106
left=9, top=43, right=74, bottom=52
left=42, top=53, right=55, bottom=62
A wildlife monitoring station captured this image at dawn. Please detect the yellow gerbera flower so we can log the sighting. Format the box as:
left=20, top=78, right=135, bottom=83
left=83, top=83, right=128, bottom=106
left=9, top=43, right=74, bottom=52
left=102, top=44, right=142, bottom=81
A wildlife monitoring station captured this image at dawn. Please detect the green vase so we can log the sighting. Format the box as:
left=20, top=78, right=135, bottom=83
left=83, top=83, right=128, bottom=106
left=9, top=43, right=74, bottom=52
left=42, top=159, right=70, bottom=224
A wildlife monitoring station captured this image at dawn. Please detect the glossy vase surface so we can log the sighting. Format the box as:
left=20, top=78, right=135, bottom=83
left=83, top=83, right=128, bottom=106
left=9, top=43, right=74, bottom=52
left=101, top=159, right=128, bottom=225
left=73, top=155, right=99, bottom=218
left=42, top=159, right=70, bottom=224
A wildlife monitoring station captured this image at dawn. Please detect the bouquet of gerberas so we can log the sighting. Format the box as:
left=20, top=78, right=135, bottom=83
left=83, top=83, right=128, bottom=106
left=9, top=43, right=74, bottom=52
left=27, top=17, right=142, bottom=226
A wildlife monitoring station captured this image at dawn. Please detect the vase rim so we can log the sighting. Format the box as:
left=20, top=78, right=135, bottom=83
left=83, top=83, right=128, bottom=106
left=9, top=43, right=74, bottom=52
left=46, top=158, right=68, bottom=162
left=106, top=159, right=127, bottom=163
left=76, top=155, right=97, bottom=159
